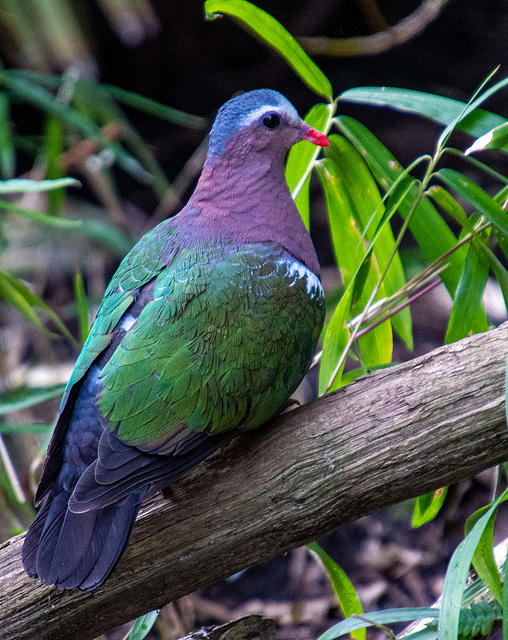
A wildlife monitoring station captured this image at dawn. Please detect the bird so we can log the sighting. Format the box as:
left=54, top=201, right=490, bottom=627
left=22, top=89, right=328, bottom=591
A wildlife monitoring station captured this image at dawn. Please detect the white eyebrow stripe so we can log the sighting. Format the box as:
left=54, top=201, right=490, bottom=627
left=239, top=104, right=299, bottom=128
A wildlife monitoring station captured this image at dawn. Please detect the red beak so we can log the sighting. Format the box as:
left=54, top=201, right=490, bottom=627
left=301, top=124, right=330, bottom=147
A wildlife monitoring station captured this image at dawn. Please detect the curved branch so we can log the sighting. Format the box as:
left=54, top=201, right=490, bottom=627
left=299, top=0, right=452, bottom=57
left=1, top=323, right=508, bottom=640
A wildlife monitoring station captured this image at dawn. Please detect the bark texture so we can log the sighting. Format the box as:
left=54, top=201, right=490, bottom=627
left=1, top=324, right=508, bottom=640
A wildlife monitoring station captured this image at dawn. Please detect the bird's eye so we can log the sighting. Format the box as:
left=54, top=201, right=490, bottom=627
left=263, top=112, right=281, bottom=129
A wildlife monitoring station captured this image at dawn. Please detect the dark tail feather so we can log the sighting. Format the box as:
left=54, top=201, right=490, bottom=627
left=22, top=489, right=146, bottom=590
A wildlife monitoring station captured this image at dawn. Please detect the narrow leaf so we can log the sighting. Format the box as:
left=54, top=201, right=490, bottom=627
left=0, top=199, right=81, bottom=227
left=317, top=159, right=392, bottom=375
left=0, top=385, right=65, bottom=416
left=128, top=610, right=160, bottom=640
left=0, top=424, right=52, bottom=435
left=465, top=122, right=508, bottom=155
left=319, top=288, right=352, bottom=394
left=0, top=270, right=77, bottom=345
left=308, top=542, right=364, bottom=640
left=74, top=269, right=90, bottom=345
left=326, top=134, right=412, bottom=350
left=438, top=488, right=508, bottom=640
left=445, top=233, right=490, bottom=344
left=412, top=488, right=449, bottom=528
left=338, top=87, right=506, bottom=139
left=503, top=543, right=508, bottom=640
left=44, top=115, right=66, bottom=216
left=286, top=103, right=332, bottom=228
left=0, top=177, right=79, bottom=194
left=437, top=168, right=508, bottom=239
left=204, top=0, right=333, bottom=99
left=464, top=505, right=503, bottom=603
left=0, top=93, right=15, bottom=178
left=336, top=117, right=469, bottom=300
left=103, top=84, right=206, bottom=129
left=317, top=608, right=440, bottom=640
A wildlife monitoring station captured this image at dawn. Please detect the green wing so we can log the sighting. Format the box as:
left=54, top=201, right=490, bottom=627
left=97, top=242, right=324, bottom=452
left=65, top=220, right=178, bottom=399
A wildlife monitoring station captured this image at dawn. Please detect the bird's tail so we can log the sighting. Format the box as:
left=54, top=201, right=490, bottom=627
left=22, top=487, right=146, bottom=591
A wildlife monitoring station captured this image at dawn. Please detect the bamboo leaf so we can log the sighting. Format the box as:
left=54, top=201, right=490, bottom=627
left=0, top=93, right=15, bottom=178
left=465, top=122, right=508, bottom=155
left=317, top=608, right=440, bottom=640
left=318, top=288, right=352, bottom=394
left=503, top=542, right=508, bottom=640
left=0, top=424, right=51, bottom=435
left=326, top=134, right=412, bottom=350
left=0, top=177, right=79, bottom=194
left=317, top=158, right=392, bottom=375
left=465, top=505, right=503, bottom=603
left=308, top=542, right=365, bottom=640
left=204, top=0, right=333, bottom=99
left=412, top=488, right=448, bottom=528
left=336, top=117, right=468, bottom=298
left=0, top=385, right=65, bottom=416
left=0, top=270, right=77, bottom=344
left=445, top=232, right=490, bottom=344
left=438, top=488, right=508, bottom=640
left=437, top=168, right=508, bottom=239
left=74, top=269, right=90, bottom=345
left=44, top=115, right=66, bottom=216
left=338, top=87, right=506, bottom=139
left=102, top=84, right=206, bottom=129
left=128, top=610, right=160, bottom=640
left=286, top=103, right=332, bottom=228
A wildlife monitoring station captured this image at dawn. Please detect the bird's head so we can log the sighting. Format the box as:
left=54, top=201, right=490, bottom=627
left=207, top=89, right=329, bottom=165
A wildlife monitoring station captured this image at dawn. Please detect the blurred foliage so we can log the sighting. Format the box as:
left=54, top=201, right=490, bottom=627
left=1, top=1, right=508, bottom=639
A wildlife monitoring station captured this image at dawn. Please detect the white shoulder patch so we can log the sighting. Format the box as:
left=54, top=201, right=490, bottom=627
left=280, top=258, right=323, bottom=298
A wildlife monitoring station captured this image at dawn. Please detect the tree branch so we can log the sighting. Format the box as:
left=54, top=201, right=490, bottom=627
left=299, top=0, right=452, bottom=57
left=2, top=323, right=508, bottom=640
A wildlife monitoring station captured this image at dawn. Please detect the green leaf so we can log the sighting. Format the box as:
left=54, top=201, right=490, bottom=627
left=438, top=488, right=508, bottom=640
left=6, top=75, right=99, bottom=138
left=326, top=134, right=412, bottom=350
left=0, top=93, right=15, bottom=179
left=0, top=198, right=81, bottom=227
left=102, top=84, right=206, bottom=129
left=412, top=488, right=448, bottom=528
left=465, top=122, right=508, bottom=155
left=308, top=542, right=364, bottom=640
left=319, top=288, right=352, bottom=394
left=0, top=177, right=79, bottom=194
left=445, top=232, right=490, bottom=344
left=74, top=269, right=90, bottom=345
left=317, top=158, right=392, bottom=374
left=8, top=70, right=207, bottom=129
left=317, top=608, right=440, bottom=640
left=336, top=117, right=468, bottom=299
left=464, top=504, right=503, bottom=603
left=0, top=423, right=52, bottom=435
left=0, top=384, right=65, bottom=416
left=338, top=87, right=506, bottom=139
left=437, top=168, right=508, bottom=239
left=44, top=115, right=66, bottom=216
left=503, top=543, right=508, bottom=640
left=286, top=103, right=332, bottom=228
left=427, top=186, right=468, bottom=227
left=204, top=0, right=333, bottom=99
left=0, top=269, right=77, bottom=345
left=128, top=610, right=160, bottom=640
